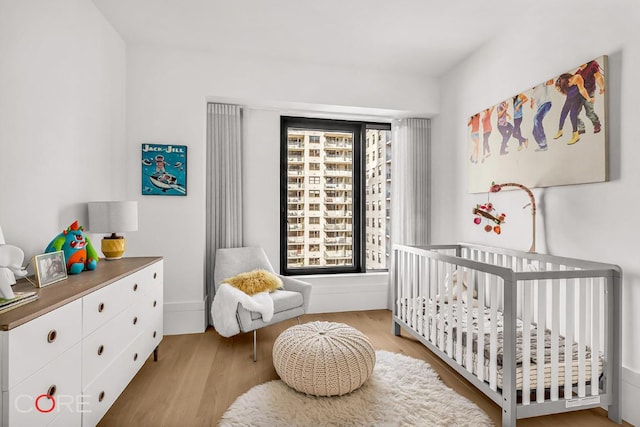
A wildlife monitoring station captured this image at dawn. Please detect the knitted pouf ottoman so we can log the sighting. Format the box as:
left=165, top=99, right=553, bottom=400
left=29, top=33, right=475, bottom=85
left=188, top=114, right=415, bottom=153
left=272, top=321, right=376, bottom=396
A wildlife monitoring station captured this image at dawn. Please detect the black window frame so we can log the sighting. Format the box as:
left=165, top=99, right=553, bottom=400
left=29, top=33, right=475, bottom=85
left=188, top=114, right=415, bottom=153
left=280, top=116, right=390, bottom=276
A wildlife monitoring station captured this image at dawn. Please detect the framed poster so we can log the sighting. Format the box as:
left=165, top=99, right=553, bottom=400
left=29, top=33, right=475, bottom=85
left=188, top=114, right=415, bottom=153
left=141, top=144, right=187, bottom=196
left=467, top=56, right=608, bottom=193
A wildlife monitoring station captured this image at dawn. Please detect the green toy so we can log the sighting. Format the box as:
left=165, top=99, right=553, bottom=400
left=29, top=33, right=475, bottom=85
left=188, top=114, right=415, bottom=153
left=45, top=220, right=99, bottom=274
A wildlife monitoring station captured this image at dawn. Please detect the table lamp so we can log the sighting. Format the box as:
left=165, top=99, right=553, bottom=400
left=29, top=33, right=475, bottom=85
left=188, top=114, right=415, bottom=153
left=88, top=201, right=138, bottom=260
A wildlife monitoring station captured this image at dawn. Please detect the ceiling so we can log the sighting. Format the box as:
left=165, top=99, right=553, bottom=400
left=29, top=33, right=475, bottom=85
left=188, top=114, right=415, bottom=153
left=91, top=0, right=625, bottom=78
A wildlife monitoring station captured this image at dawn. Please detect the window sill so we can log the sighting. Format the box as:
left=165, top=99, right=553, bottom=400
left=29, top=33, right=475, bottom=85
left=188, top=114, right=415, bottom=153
left=289, top=271, right=388, bottom=279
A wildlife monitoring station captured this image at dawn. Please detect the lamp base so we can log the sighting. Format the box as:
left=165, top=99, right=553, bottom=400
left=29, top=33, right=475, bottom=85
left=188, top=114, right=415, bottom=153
left=101, top=236, right=126, bottom=260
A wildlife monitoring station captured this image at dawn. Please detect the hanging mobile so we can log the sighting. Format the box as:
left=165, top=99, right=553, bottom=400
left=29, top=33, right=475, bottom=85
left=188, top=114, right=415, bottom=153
left=472, top=196, right=506, bottom=235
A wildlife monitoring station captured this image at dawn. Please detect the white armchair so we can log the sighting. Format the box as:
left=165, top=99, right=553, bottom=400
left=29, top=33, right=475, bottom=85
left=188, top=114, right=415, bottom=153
left=211, top=247, right=311, bottom=361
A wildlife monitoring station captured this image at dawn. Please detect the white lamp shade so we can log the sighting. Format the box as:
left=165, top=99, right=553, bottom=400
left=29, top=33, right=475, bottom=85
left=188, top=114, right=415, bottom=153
left=88, top=201, right=138, bottom=233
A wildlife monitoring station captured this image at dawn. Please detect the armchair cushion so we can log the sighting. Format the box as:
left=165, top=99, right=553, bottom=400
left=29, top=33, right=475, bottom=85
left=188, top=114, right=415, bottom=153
left=224, top=269, right=283, bottom=295
left=249, top=289, right=303, bottom=321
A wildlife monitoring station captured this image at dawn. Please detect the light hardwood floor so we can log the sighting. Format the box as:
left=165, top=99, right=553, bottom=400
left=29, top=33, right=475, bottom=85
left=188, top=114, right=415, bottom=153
left=99, top=310, right=629, bottom=427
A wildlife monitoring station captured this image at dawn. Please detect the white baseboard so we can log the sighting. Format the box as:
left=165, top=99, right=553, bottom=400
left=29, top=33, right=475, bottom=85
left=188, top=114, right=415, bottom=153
left=163, top=300, right=207, bottom=335
left=622, top=366, right=640, bottom=426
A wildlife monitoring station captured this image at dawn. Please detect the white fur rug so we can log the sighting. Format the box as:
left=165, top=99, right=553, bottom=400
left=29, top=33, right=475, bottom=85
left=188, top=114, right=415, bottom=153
left=219, top=350, right=493, bottom=426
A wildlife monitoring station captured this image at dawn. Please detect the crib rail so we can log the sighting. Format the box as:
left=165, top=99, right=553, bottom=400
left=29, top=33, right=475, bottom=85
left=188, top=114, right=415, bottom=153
left=391, top=243, right=622, bottom=427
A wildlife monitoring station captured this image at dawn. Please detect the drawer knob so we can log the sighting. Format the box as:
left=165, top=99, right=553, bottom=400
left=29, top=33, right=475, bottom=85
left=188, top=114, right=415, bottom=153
left=47, top=385, right=57, bottom=397
left=133, top=283, right=138, bottom=292
left=153, top=331, right=157, bottom=338
left=98, top=345, right=105, bottom=356
left=133, top=353, right=138, bottom=361
left=154, top=272, right=157, bottom=279
left=98, top=391, right=105, bottom=402
left=153, top=300, right=157, bottom=308
left=133, top=317, right=138, bottom=325
left=47, top=330, right=57, bottom=343
left=98, top=302, right=105, bottom=313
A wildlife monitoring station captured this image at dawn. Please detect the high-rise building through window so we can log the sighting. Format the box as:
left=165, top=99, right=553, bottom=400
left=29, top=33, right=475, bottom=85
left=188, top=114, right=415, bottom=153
left=280, top=117, right=391, bottom=275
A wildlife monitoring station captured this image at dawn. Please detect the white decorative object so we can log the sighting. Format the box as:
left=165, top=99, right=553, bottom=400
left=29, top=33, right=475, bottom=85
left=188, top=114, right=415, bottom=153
left=0, top=224, right=27, bottom=299
left=273, top=321, right=375, bottom=396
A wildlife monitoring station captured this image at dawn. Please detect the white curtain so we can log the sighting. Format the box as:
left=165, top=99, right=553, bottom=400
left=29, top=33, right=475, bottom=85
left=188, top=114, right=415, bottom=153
left=206, top=103, right=243, bottom=325
left=391, top=118, right=430, bottom=245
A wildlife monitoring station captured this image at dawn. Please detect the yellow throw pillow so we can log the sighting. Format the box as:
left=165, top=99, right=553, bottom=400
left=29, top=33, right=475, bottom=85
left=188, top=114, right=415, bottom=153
left=224, top=269, right=283, bottom=295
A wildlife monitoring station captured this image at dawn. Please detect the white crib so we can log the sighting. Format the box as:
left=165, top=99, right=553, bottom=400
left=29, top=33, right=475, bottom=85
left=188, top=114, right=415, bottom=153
left=391, top=243, right=622, bottom=426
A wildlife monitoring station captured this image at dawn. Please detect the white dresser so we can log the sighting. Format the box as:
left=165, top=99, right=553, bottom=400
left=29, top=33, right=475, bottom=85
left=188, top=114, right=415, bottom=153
left=0, top=257, right=163, bottom=427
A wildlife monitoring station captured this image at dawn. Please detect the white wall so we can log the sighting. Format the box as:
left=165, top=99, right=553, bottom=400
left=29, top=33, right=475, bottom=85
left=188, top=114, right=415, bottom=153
left=0, top=0, right=126, bottom=258
left=431, top=2, right=640, bottom=423
left=125, top=46, right=438, bottom=334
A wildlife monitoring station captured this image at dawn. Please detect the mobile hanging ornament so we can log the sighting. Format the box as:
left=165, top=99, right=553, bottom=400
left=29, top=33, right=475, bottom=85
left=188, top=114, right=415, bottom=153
left=472, top=181, right=537, bottom=253
left=472, top=201, right=506, bottom=234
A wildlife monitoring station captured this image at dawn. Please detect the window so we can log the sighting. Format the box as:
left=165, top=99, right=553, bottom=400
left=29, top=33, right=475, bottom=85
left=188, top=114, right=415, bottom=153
left=281, top=116, right=391, bottom=274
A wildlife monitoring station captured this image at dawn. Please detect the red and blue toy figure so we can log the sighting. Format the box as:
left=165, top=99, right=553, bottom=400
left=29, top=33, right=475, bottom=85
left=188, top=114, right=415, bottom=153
left=45, top=221, right=99, bottom=274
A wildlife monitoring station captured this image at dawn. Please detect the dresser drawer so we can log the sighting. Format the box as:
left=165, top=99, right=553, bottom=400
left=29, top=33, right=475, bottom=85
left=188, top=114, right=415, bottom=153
left=141, top=314, right=163, bottom=361
left=47, top=405, right=81, bottom=427
left=3, top=343, right=81, bottom=427
left=82, top=301, right=145, bottom=389
left=3, top=299, right=82, bottom=391
left=82, top=270, right=145, bottom=337
left=83, top=333, right=146, bottom=427
left=143, top=261, right=163, bottom=297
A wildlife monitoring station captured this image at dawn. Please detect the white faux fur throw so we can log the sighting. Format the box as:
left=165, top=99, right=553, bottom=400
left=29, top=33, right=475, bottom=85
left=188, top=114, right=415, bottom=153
left=211, top=283, right=274, bottom=337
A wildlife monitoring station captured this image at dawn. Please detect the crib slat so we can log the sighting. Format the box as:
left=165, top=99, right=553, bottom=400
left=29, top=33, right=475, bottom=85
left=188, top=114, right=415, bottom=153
left=578, top=278, right=587, bottom=397
left=408, top=252, right=412, bottom=325
left=437, top=260, right=444, bottom=350
left=466, top=266, right=474, bottom=374
left=398, top=250, right=405, bottom=322
left=404, top=251, right=410, bottom=324
left=395, top=249, right=400, bottom=320
left=427, top=259, right=438, bottom=346
left=536, top=278, right=546, bottom=403
left=411, top=253, right=417, bottom=329
left=417, top=254, right=423, bottom=334
left=522, top=279, right=532, bottom=405
left=418, top=255, right=424, bottom=336
left=490, top=273, right=498, bottom=391
left=420, top=254, right=425, bottom=333
left=591, top=278, right=601, bottom=396
left=550, top=266, right=561, bottom=401
left=565, top=274, right=575, bottom=399
left=477, top=268, right=486, bottom=382
left=446, top=261, right=454, bottom=357
left=456, top=265, right=463, bottom=364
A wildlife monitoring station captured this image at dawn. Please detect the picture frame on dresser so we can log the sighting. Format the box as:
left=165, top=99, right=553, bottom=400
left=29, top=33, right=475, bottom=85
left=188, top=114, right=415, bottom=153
left=33, top=251, right=67, bottom=287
